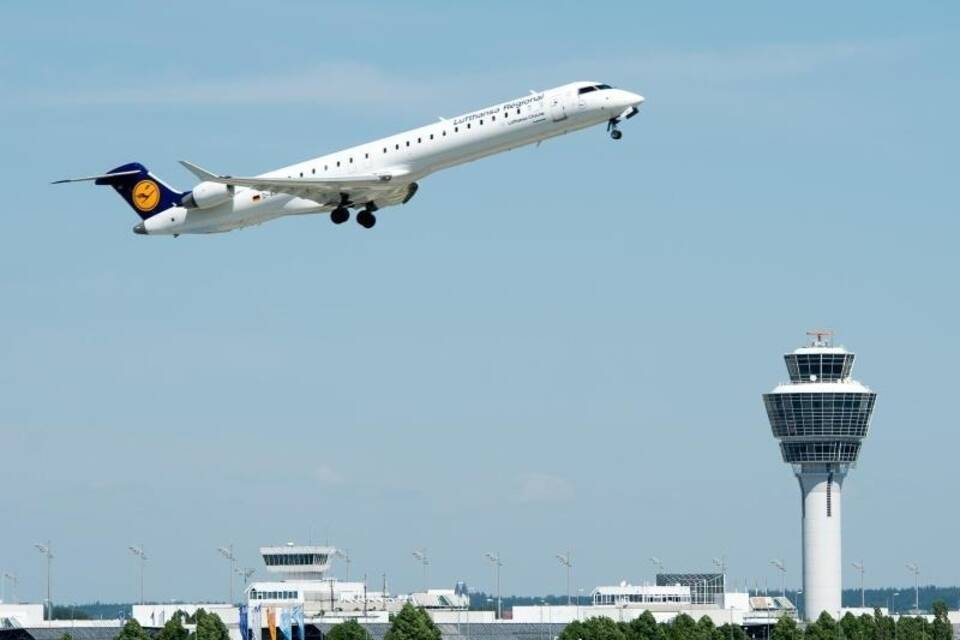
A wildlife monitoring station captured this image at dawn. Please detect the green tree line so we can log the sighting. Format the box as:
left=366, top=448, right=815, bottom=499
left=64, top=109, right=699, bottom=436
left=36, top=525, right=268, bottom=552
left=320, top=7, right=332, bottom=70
left=554, top=603, right=953, bottom=640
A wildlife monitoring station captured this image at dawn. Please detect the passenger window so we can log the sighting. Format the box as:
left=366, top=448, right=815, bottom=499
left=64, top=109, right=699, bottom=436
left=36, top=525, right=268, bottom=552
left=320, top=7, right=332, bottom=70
left=383, top=147, right=387, bottom=153
left=479, top=119, right=483, bottom=125
left=336, top=161, right=340, bottom=167
left=312, top=168, right=315, bottom=174
left=454, top=126, right=458, bottom=132
left=395, top=143, right=399, bottom=150
left=299, top=172, right=303, bottom=177
left=429, top=133, right=434, bottom=140
left=365, top=153, right=369, bottom=159
left=505, top=111, right=509, bottom=118
left=516, top=108, right=520, bottom=114
left=417, top=137, right=421, bottom=143
left=492, top=115, right=496, bottom=121
left=406, top=141, right=410, bottom=147
left=324, top=165, right=328, bottom=171
left=349, top=157, right=353, bottom=163
left=442, top=130, right=446, bottom=136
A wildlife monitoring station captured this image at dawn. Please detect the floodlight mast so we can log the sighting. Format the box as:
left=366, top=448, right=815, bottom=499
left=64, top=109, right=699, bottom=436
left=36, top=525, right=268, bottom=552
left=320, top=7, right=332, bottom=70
left=763, top=332, right=877, bottom=621
left=770, top=559, right=786, bottom=598
left=906, top=563, right=919, bottom=613
left=649, top=557, right=665, bottom=574
left=128, top=545, right=147, bottom=605
left=484, top=552, right=503, bottom=619
left=335, top=549, right=352, bottom=582
left=1, top=572, right=17, bottom=603
left=235, top=567, right=255, bottom=589
left=218, top=545, right=237, bottom=604
left=33, top=542, right=52, bottom=621
left=412, top=549, right=429, bottom=593
left=555, top=552, right=572, bottom=606
left=851, top=561, right=865, bottom=608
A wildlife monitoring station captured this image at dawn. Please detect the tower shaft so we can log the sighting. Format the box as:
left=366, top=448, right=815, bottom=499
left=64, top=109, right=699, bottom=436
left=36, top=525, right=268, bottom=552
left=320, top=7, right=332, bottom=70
left=798, top=466, right=845, bottom=620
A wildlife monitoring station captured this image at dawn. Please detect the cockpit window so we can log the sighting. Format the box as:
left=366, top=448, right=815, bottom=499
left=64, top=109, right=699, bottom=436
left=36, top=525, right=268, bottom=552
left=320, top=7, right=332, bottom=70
left=578, top=86, right=597, bottom=95
left=596, top=84, right=612, bottom=90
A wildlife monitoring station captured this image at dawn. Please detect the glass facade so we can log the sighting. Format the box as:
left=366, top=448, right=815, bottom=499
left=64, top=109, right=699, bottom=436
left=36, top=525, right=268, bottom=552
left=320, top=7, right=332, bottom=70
left=655, top=573, right=724, bottom=605
left=784, top=353, right=854, bottom=383
left=263, top=553, right=327, bottom=567
left=249, top=589, right=299, bottom=600
left=763, top=392, right=876, bottom=438
left=767, top=347, right=876, bottom=465
left=779, top=441, right=861, bottom=463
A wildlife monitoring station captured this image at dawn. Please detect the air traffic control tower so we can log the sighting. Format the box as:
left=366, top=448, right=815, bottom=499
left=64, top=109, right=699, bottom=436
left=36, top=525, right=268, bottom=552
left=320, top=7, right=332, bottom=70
left=763, top=332, right=877, bottom=621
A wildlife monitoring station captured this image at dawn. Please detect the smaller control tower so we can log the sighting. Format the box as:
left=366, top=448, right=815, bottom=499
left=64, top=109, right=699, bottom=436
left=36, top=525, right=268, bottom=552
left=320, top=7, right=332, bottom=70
left=763, top=332, right=877, bottom=620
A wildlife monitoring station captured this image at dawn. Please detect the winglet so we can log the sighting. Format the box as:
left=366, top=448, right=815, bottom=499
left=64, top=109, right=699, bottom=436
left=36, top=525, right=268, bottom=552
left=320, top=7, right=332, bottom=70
left=179, top=160, right=220, bottom=182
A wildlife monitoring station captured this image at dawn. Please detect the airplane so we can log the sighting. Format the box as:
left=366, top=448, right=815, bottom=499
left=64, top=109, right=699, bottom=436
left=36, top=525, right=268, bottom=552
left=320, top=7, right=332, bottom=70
left=54, top=81, right=644, bottom=236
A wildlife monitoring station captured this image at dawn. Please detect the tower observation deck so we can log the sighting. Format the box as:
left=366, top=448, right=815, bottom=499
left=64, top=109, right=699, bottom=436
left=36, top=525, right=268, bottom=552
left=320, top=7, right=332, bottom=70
left=762, top=332, right=876, bottom=621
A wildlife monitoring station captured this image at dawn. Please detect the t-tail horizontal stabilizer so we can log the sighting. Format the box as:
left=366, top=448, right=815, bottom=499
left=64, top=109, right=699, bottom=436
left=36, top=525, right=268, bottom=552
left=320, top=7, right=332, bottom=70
left=53, top=162, right=184, bottom=220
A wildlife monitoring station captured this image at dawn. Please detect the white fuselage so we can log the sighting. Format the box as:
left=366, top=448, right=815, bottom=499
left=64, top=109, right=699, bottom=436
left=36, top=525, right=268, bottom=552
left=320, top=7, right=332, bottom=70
left=144, top=82, right=644, bottom=235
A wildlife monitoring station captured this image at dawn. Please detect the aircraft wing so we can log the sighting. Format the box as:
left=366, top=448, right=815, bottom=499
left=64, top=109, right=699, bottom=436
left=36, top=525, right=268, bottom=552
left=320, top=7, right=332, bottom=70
left=180, top=160, right=406, bottom=204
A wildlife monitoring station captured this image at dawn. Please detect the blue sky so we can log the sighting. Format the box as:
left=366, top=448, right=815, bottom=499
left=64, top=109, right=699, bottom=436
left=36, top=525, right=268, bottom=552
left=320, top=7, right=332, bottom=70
left=1, top=1, right=958, bottom=605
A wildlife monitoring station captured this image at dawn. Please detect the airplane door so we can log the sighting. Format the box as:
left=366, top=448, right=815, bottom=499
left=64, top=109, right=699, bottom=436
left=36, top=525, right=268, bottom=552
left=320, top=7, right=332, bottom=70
left=549, top=91, right=568, bottom=122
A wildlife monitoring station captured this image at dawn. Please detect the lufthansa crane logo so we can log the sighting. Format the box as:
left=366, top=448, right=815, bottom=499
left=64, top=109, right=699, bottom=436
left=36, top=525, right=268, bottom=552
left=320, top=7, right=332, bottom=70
left=132, top=179, right=161, bottom=212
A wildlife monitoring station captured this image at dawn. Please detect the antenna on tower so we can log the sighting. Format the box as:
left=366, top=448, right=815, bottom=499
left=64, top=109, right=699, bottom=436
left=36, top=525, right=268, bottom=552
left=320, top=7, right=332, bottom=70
left=805, top=329, right=833, bottom=347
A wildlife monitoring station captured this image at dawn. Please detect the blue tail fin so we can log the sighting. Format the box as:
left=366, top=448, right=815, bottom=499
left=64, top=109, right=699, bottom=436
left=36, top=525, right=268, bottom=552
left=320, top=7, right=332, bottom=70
left=94, top=163, right=184, bottom=220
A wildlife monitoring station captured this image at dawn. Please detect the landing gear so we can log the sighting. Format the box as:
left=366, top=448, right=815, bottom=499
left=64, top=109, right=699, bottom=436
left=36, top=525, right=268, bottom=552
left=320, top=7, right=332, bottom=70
left=330, top=206, right=350, bottom=224
left=356, top=210, right=376, bottom=229
left=607, top=118, right=623, bottom=140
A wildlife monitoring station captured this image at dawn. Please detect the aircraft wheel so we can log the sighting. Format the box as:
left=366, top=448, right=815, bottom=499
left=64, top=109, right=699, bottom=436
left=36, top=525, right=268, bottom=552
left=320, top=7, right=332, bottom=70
left=610, top=129, right=623, bottom=140
left=331, top=207, right=350, bottom=224
left=357, top=210, right=377, bottom=229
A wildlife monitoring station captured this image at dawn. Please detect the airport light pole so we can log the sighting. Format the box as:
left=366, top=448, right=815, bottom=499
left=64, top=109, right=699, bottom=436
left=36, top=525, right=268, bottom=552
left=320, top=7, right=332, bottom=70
left=712, top=557, right=727, bottom=606
left=770, top=559, right=786, bottom=598
left=33, top=542, right=52, bottom=620
left=905, top=563, right=919, bottom=613
left=218, top=545, right=237, bottom=604
left=649, top=557, right=665, bottom=576
left=484, top=552, right=502, bottom=619
left=412, top=549, right=429, bottom=593
left=335, top=549, right=352, bottom=582
left=236, top=567, right=255, bottom=590
left=128, top=546, right=147, bottom=605
left=2, top=573, right=18, bottom=603
left=554, top=552, right=572, bottom=606
left=851, top=562, right=865, bottom=608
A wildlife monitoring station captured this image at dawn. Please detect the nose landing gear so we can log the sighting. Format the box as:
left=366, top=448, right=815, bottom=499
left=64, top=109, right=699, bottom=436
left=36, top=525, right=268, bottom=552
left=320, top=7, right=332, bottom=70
left=607, top=105, right=638, bottom=140
left=607, top=118, right=623, bottom=140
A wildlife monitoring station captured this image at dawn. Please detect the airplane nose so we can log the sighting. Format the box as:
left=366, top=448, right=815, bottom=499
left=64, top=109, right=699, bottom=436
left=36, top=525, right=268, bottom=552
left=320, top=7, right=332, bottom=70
left=629, top=92, right=645, bottom=106
left=133, top=222, right=147, bottom=235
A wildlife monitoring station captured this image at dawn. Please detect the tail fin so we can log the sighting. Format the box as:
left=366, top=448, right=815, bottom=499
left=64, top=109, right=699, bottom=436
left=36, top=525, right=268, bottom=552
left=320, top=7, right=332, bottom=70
left=53, top=162, right=184, bottom=220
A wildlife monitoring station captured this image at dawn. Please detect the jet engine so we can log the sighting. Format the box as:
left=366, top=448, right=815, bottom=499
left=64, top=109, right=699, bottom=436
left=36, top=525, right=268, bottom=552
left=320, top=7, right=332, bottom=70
left=181, top=181, right=233, bottom=209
